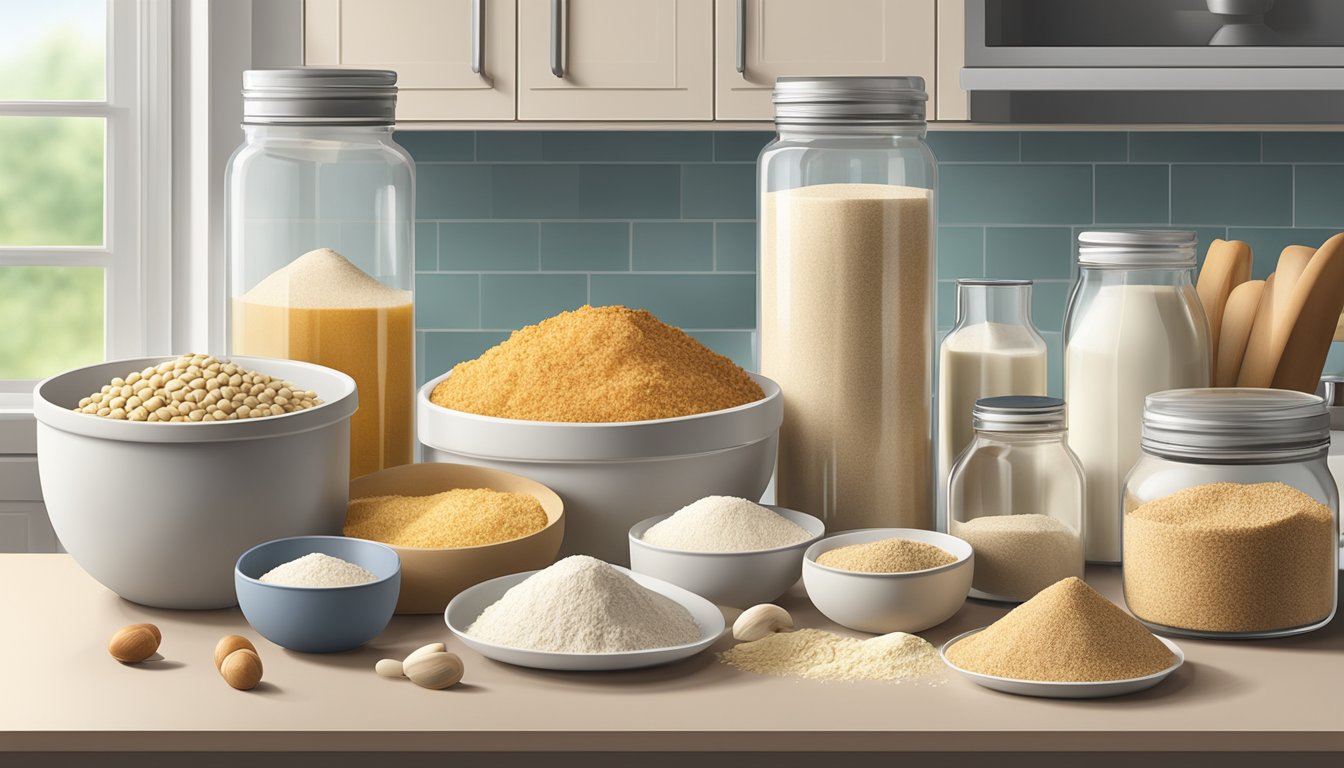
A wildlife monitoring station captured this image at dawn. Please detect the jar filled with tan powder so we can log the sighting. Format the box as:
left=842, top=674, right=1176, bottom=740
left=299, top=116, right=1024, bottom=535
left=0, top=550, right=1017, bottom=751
left=758, top=76, right=936, bottom=532
left=1123, top=388, right=1339, bottom=639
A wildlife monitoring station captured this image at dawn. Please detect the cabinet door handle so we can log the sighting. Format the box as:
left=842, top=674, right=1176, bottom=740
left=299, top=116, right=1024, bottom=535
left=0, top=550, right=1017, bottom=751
left=735, top=0, right=746, bottom=74
left=550, top=0, right=565, bottom=78
left=471, top=0, right=485, bottom=76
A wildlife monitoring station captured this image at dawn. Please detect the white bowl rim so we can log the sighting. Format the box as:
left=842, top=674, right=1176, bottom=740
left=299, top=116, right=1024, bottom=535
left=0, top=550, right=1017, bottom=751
left=939, top=627, right=1185, bottom=687
left=235, top=535, right=402, bottom=593
left=803, top=528, right=974, bottom=579
left=444, top=565, right=725, bottom=658
left=628, top=505, right=825, bottom=557
left=34, top=354, right=358, bottom=443
left=418, top=369, right=781, bottom=429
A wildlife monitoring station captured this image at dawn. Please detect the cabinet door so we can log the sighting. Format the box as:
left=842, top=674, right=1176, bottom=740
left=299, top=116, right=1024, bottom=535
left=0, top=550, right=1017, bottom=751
left=305, top=0, right=517, bottom=121
left=715, top=0, right=936, bottom=121
left=0, top=503, right=56, bottom=553
left=518, top=0, right=714, bottom=121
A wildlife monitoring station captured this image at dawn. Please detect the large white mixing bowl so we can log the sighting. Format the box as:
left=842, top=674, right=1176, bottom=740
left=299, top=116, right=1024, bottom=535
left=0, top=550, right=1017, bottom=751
left=418, top=372, right=782, bottom=564
left=33, top=356, right=357, bottom=609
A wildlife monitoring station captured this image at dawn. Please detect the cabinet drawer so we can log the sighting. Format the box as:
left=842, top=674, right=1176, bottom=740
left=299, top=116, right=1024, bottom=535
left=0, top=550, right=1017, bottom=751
left=0, top=457, right=41, bottom=502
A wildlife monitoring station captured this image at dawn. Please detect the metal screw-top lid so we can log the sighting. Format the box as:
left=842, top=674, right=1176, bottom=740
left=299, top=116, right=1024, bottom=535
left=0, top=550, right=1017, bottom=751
left=243, top=68, right=398, bottom=126
left=1141, top=388, right=1330, bottom=462
left=1077, top=230, right=1198, bottom=268
left=772, top=76, right=927, bottom=128
left=1316, top=375, right=1344, bottom=430
left=973, top=396, right=1067, bottom=432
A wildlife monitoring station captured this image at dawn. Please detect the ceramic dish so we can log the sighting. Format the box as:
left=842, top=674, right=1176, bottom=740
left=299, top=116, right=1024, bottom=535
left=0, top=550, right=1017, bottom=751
left=628, top=506, right=824, bottom=607
left=940, top=628, right=1185, bottom=699
left=348, top=462, right=565, bottom=614
left=444, top=566, right=725, bottom=671
left=418, top=371, right=782, bottom=565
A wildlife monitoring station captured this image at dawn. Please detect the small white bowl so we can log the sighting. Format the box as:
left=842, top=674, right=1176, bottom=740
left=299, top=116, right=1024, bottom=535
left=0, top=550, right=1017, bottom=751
left=628, top=506, right=825, bottom=608
left=445, top=566, right=725, bottom=671
left=940, top=628, right=1185, bottom=699
left=802, top=528, right=974, bottom=634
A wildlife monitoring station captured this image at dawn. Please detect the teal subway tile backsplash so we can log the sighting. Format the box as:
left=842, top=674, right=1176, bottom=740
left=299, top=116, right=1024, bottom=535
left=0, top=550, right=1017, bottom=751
left=401, top=129, right=1344, bottom=392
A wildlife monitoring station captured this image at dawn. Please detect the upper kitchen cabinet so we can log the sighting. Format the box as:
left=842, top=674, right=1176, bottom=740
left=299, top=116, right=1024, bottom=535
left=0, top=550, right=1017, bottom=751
left=715, top=0, right=937, bottom=121
left=304, top=0, right=517, bottom=121
left=517, top=0, right=714, bottom=121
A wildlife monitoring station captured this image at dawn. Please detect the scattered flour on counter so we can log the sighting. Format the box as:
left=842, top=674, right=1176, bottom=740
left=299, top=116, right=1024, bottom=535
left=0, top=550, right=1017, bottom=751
left=465, top=555, right=702, bottom=653
left=720, top=628, right=943, bottom=682
left=258, top=552, right=378, bottom=588
left=641, top=496, right=813, bottom=553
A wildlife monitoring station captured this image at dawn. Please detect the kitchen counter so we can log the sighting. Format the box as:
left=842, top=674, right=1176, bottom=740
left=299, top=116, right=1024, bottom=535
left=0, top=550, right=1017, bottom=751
left=2, top=555, right=1340, bottom=767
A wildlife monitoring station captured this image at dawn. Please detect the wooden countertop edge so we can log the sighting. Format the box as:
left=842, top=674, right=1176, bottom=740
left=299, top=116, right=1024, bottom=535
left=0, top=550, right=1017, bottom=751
left=1, top=731, right=1340, bottom=753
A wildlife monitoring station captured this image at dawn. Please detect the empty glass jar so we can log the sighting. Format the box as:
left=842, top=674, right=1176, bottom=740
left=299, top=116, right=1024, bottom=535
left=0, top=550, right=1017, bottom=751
left=948, top=396, right=1085, bottom=602
left=226, top=69, right=415, bottom=479
left=1123, top=388, right=1339, bottom=639
left=758, top=76, right=937, bottom=532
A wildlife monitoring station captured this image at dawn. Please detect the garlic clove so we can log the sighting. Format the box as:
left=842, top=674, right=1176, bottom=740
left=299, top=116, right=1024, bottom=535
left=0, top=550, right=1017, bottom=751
left=402, top=642, right=446, bottom=666
left=404, top=651, right=464, bottom=690
left=732, top=603, right=794, bottom=642
left=375, top=658, right=405, bottom=678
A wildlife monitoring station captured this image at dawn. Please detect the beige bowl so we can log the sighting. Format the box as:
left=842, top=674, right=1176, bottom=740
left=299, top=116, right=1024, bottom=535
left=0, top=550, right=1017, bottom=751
left=348, top=463, right=564, bottom=614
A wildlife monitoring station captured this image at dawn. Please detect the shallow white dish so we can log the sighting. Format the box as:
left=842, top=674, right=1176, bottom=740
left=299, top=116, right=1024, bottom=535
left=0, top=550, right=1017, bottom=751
left=940, top=628, right=1185, bottom=699
left=444, top=566, right=726, bottom=671
left=628, top=506, right=824, bottom=608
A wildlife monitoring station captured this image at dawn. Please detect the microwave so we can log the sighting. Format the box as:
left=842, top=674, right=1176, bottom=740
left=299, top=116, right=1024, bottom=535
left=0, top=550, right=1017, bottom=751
left=962, top=0, right=1344, bottom=123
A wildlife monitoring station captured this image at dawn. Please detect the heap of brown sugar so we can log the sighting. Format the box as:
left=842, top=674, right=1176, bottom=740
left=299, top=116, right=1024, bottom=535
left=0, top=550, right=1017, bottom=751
left=945, top=577, right=1175, bottom=682
left=429, top=305, right=764, bottom=422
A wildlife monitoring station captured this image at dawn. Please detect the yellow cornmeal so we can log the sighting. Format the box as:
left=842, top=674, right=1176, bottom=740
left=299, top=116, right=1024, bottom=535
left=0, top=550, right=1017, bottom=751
left=816, top=537, right=956, bottom=574
left=429, top=305, right=764, bottom=422
left=345, top=489, right=547, bottom=548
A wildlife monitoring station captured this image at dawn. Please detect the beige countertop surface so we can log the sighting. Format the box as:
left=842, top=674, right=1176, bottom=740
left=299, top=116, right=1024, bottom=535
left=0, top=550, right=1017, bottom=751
left=1, top=555, right=1340, bottom=754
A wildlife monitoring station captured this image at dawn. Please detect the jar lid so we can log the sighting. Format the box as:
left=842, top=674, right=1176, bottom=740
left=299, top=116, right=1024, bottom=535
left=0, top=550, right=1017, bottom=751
left=1077, top=230, right=1198, bottom=268
left=973, top=396, right=1066, bottom=432
left=1316, top=375, right=1344, bottom=430
left=1141, top=387, right=1330, bottom=462
left=773, top=76, right=926, bottom=128
left=243, top=68, right=398, bottom=126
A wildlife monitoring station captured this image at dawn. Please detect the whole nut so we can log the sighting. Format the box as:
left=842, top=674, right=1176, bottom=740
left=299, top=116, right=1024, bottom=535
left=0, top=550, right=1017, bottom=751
left=403, top=642, right=446, bottom=667
left=404, top=651, right=464, bottom=690
left=220, top=648, right=263, bottom=690
left=109, top=623, right=161, bottom=663
left=214, top=635, right=257, bottom=672
left=375, top=658, right=405, bottom=678
left=732, top=604, right=794, bottom=642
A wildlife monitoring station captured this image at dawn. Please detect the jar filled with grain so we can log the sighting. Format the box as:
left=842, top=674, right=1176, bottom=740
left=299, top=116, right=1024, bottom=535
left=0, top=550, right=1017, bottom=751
left=226, top=69, right=415, bottom=479
left=1123, top=388, right=1339, bottom=639
left=758, top=76, right=936, bottom=532
left=948, top=396, right=1085, bottom=603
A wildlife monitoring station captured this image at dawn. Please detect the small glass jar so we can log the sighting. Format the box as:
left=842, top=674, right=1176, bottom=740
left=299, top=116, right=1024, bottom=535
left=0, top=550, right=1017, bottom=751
left=1063, top=230, right=1210, bottom=563
left=948, top=396, right=1085, bottom=602
left=226, top=69, right=415, bottom=479
left=758, top=76, right=937, bottom=532
left=936, top=279, right=1047, bottom=530
left=1123, top=388, right=1340, bottom=639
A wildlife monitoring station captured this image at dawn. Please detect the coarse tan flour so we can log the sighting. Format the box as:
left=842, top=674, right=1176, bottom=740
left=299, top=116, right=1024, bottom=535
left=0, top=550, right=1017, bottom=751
left=720, top=628, right=942, bottom=682
left=640, top=496, right=812, bottom=553
left=258, top=552, right=378, bottom=588
left=465, top=555, right=702, bottom=653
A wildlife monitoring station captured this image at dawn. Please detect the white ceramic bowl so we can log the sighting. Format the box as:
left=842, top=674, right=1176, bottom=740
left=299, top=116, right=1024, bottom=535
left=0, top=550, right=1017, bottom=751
left=418, top=371, right=782, bottom=565
left=33, top=355, right=357, bottom=609
left=444, top=566, right=725, bottom=671
left=627, top=506, right=824, bottom=608
left=802, top=528, right=974, bottom=634
left=940, top=629, right=1185, bottom=699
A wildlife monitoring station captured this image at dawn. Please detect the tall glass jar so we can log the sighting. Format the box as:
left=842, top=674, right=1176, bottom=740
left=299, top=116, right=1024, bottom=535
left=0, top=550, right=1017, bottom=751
left=937, top=279, right=1047, bottom=530
left=948, top=396, right=1085, bottom=602
left=226, top=69, right=415, bottom=479
left=759, top=76, right=936, bottom=531
left=1123, top=388, right=1339, bottom=639
left=1063, top=231, right=1210, bottom=563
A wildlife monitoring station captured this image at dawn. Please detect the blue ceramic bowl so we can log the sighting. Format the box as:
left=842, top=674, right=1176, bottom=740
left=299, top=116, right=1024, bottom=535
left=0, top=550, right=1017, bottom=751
left=235, top=535, right=401, bottom=653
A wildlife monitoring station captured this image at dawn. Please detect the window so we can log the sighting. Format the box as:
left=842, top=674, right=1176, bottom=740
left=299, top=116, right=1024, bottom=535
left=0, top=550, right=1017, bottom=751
left=0, top=0, right=170, bottom=390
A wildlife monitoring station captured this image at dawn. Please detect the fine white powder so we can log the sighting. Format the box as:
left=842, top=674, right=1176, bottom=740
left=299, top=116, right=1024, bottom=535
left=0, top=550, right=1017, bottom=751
left=241, top=248, right=412, bottom=309
left=465, top=555, right=702, bottom=653
left=258, top=552, right=378, bottom=588
left=640, top=496, right=813, bottom=553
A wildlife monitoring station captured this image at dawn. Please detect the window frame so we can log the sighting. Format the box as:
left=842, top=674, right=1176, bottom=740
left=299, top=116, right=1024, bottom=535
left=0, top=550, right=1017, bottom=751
left=0, top=0, right=174, bottom=394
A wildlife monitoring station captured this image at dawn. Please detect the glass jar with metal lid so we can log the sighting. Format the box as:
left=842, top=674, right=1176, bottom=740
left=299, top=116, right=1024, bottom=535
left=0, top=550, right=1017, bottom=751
left=947, top=396, right=1085, bottom=603
left=1063, top=230, right=1210, bottom=564
left=226, top=68, right=415, bottom=479
left=758, top=76, right=936, bottom=532
left=1123, top=388, right=1339, bottom=639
